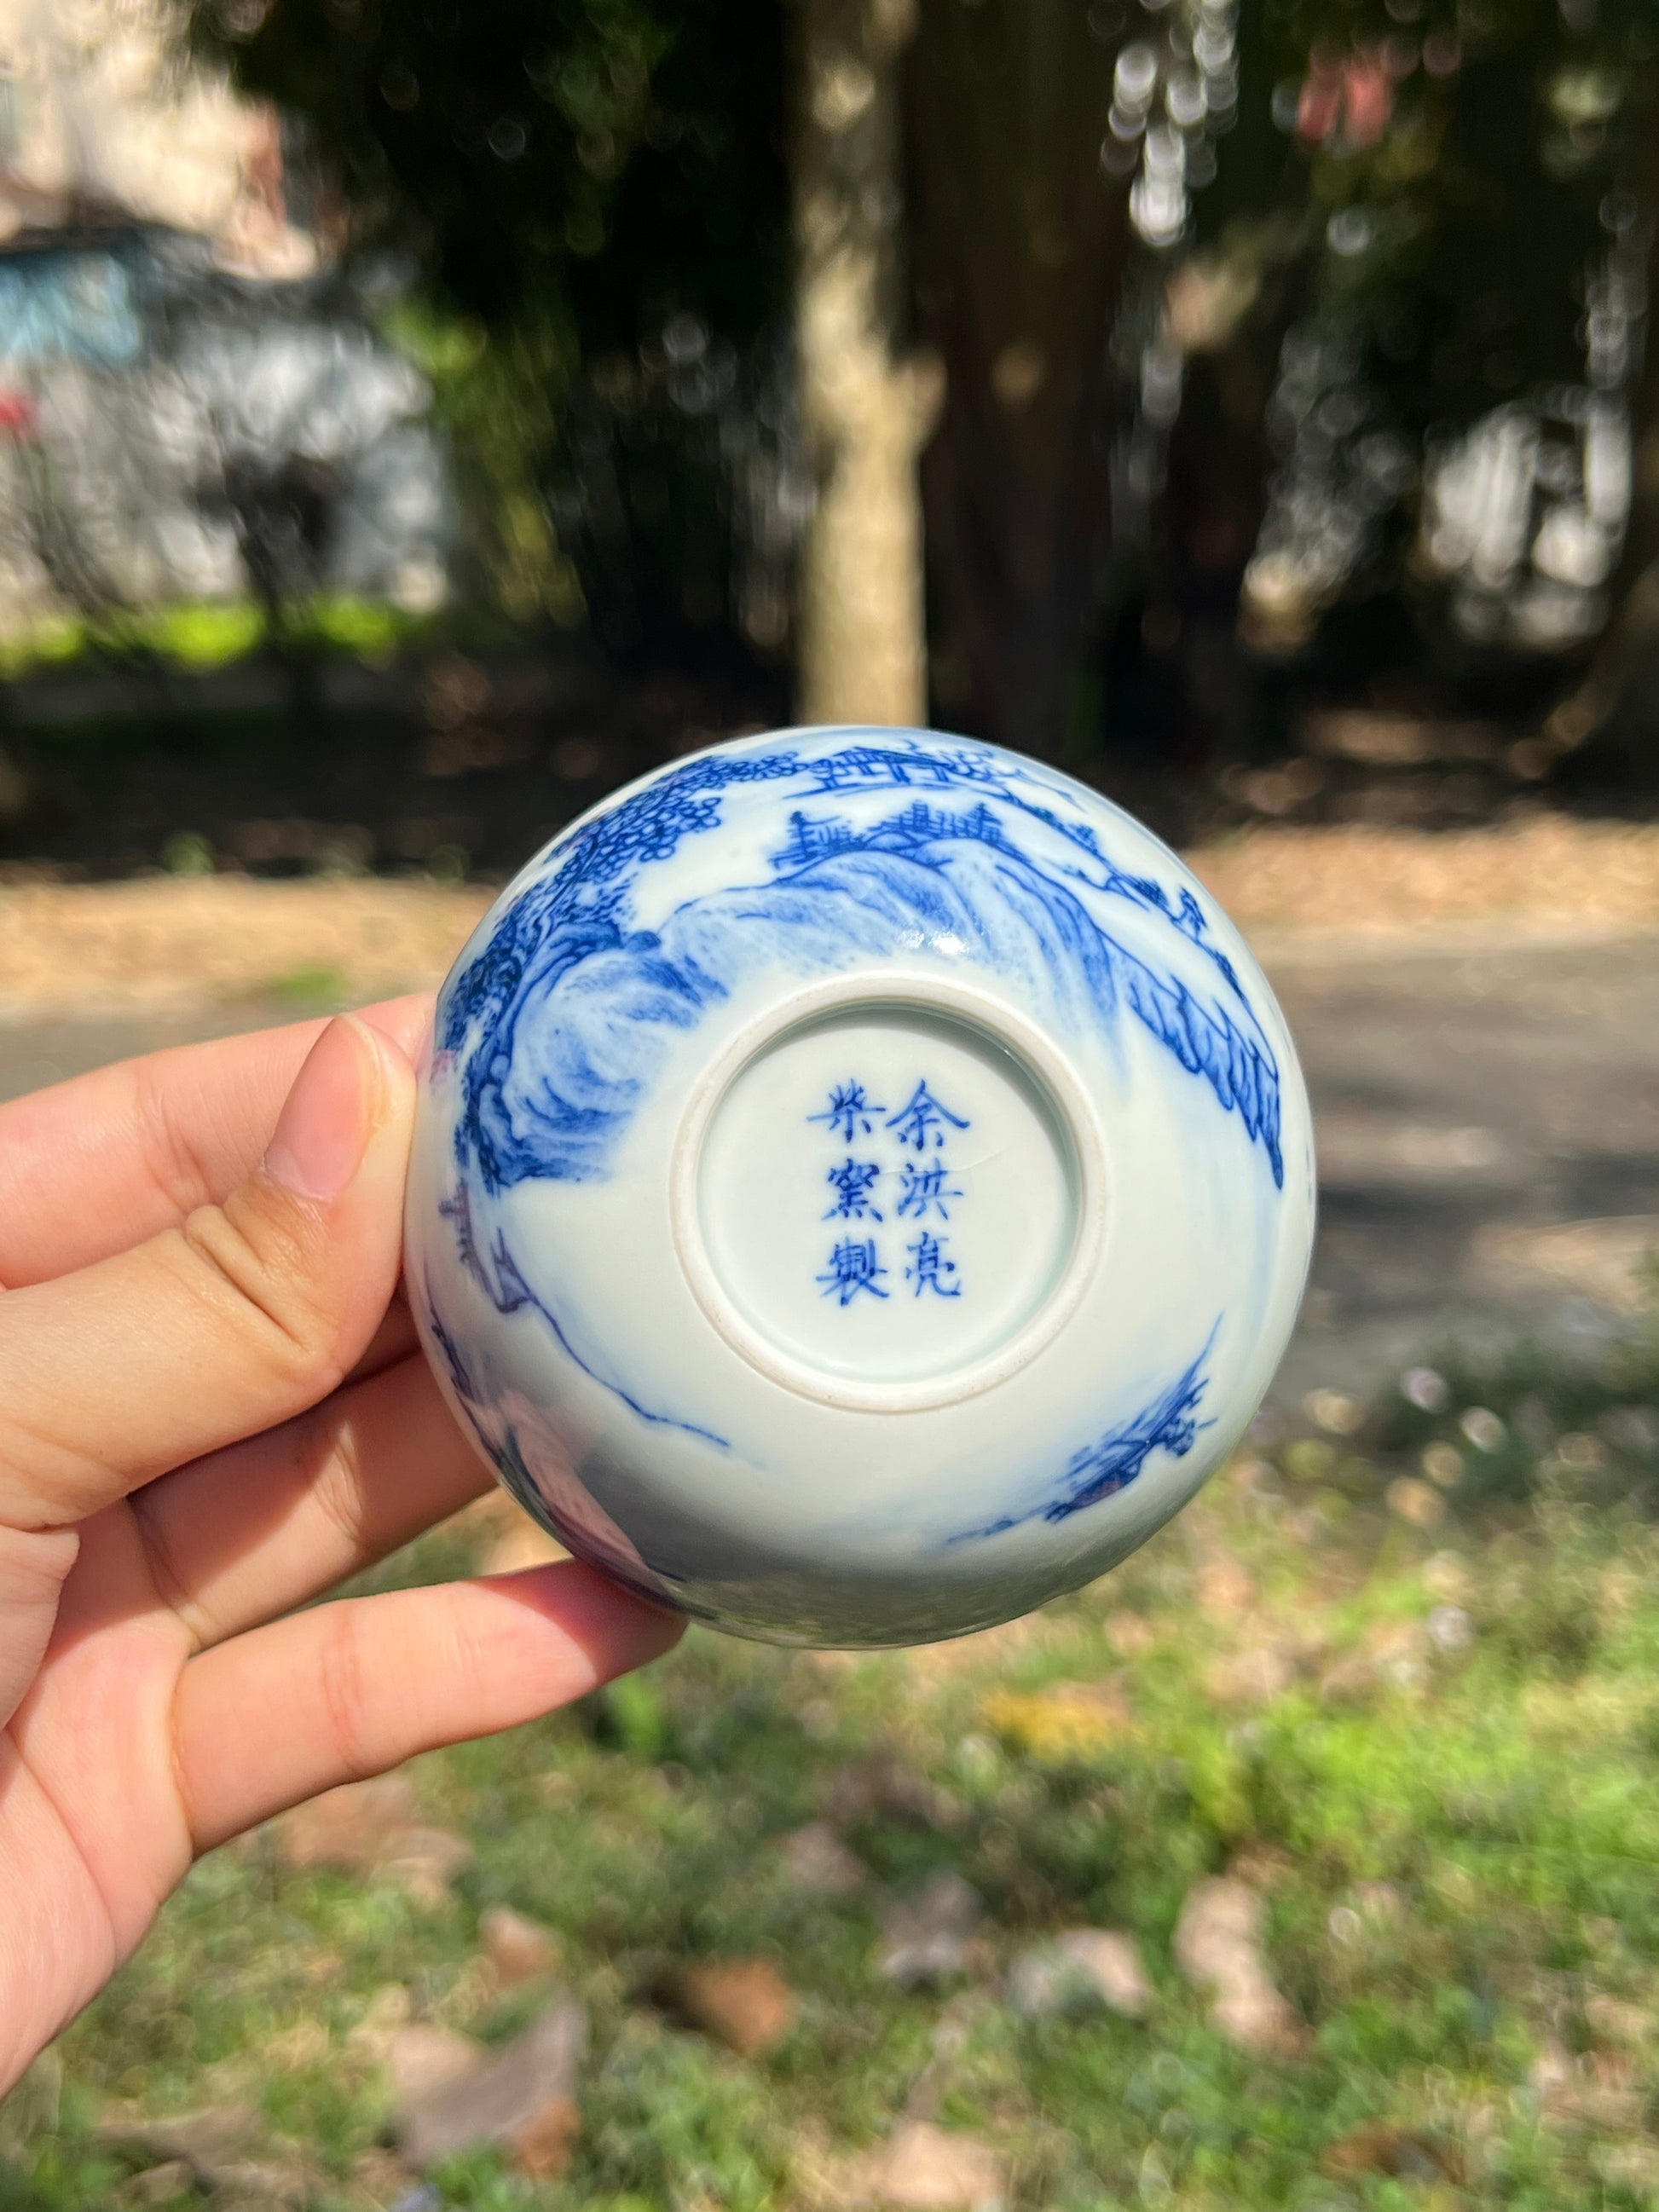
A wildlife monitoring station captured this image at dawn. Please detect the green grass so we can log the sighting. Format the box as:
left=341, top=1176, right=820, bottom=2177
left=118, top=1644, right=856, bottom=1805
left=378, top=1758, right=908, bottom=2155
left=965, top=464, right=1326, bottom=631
left=5, top=1330, right=1659, bottom=2211
left=0, top=597, right=431, bottom=680
left=262, top=966, right=354, bottom=1016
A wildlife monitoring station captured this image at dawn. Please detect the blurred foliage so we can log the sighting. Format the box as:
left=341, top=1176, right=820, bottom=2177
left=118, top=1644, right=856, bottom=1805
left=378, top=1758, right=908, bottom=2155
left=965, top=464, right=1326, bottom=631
left=3, top=1323, right=1659, bottom=2205
left=169, top=0, right=1659, bottom=749
left=1243, top=0, right=1650, bottom=434
left=190, top=0, right=789, bottom=343
left=0, top=597, right=425, bottom=681
left=191, top=0, right=791, bottom=646
left=383, top=303, right=584, bottom=627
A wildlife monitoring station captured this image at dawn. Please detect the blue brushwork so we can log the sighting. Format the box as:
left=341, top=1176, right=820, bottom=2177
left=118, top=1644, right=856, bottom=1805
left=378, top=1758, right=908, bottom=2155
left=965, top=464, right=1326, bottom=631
left=896, top=1159, right=961, bottom=1221
left=811, top=1080, right=884, bottom=1140
left=436, top=1182, right=729, bottom=1448
left=438, top=737, right=1280, bottom=1204
left=819, top=1236, right=888, bottom=1304
left=421, top=1273, right=480, bottom=1407
left=824, top=1158, right=883, bottom=1220
left=905, top=1231, right=962, bottom=1299
left=886, top=1081, right=971, bottom=1152
left=952, top=1331, right=1217, bottom=1542
left=439, top=745, right=804, bottom=1192
left=777, top=741, right=1246, bottom=1002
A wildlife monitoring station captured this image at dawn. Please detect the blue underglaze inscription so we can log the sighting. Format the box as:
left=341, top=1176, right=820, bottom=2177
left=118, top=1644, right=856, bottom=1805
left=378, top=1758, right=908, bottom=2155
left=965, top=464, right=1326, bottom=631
left=824, top=1157, right=883, bottom=1221
left=818, top=1236, right=888, bottom=1305
left=810, top=1074, right=970, bottom=1304
left=886, top=1081, right=971, bottom=1152
left=810, top=1080, right=884, bottom=1140
left=906, top=1231, right=961, bottom=1299
left=896, top=1160, right=960, bottom=1221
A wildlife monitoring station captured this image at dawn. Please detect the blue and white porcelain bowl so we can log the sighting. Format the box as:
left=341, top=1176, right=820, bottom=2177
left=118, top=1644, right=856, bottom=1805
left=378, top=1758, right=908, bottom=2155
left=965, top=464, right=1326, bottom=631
left=408, top=727, right=1315, bottom=1647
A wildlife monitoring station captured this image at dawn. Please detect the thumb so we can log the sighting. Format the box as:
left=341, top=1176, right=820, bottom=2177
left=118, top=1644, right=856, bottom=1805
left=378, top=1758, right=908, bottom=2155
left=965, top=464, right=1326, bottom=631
left=0, top=1014, right=417, bottom=1533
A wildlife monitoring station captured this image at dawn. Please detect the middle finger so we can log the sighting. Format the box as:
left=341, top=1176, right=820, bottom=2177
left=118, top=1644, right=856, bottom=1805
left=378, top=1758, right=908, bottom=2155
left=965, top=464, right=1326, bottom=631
left=130, top=1354, right=496, bottom=1649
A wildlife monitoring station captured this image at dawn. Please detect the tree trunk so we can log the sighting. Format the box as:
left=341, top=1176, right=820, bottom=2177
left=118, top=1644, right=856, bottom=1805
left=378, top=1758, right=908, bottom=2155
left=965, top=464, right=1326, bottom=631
left=1542, top=131, right=1659, bottom=766
left=794, top=0, right=937, bottom=729
left=907, top=0, right=1130, bottom=756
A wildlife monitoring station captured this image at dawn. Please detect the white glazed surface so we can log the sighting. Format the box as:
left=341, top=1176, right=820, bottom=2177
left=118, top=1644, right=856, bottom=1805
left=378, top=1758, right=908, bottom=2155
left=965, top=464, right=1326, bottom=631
left=407, top=726, right=1315, bottom=1646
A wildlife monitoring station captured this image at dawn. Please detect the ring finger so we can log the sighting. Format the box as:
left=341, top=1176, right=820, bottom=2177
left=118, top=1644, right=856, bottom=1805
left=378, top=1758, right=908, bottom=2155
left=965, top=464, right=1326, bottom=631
left=130, top=1353, right=499, bottom=1651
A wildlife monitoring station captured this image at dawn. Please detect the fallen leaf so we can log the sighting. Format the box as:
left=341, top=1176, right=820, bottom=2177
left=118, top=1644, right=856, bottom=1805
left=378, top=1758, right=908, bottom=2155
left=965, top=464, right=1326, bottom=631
left=272, top=1776, right=472, bottom=1902
left=1195, top=1556, right=1254, bottom=1615
left=275, top=1776, right=419, bottom=1873
left=1350, top=1879, right=1408, bottom=1924
left=97, top=2099, right=261, bottom=2177
left=384, top=2024, right=488, bottom=2106
left=1531, top=2040, right=1645, bottom=2129
left=862, top=2121, right=1005, bottom=2210
left=1321, top=2122, right=1463, bottom=2184
left=1598, top=2140, right=1659, bottom=2195
left=398, top=1996, right=587, bottom=2177
left=263, top=2019, right=330, bottom=2071
left=1423, top=1551, right=1471, bottom=1602
left=192, top=2154, right=324, bottom=2210
left=675, top=1958, right=800, bottom=2058
left=346, top=2146, right=420, bottom=2207
left=1172, top=1877, right=1307, bottom=2058
left=1007, top=1927, right=1152, bottom=2019
left=1224, top=1842, right=1298, bottom=1891
left=980, top=1683, right=1128, bottom=1763
left=347, top=1983, right=413, bottom=2065
left=1319, top=1618, right=1431, bottom=1702
left=119, top=2161, right=194, bottom=2205
left=379, top=1825, right=474, bottom=1907
left=824, top=1751, right=962, bottom=1830
left=480, top=1906, right=563, bottom=1989
left=511, top=2095, right=582, bottom=2180
left=876, top=1872, right=984, bottom=1989
left=1387, top=1476, right=1445, bottom=1528
left=777, top=1820, right=868, bottom=1896
left=1205, top=1644, right=1295, bottom=1706
left=1585, top=1993, right=1656, bottom=2046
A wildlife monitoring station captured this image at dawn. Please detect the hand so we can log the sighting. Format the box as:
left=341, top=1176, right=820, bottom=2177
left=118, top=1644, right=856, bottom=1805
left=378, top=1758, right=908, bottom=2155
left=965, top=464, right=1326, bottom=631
left=0, top=1002, right=682, bottom=2090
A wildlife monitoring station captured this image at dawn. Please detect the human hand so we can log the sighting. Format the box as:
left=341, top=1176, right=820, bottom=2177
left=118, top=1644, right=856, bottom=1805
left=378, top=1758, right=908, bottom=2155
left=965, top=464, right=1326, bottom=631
left=0, top=1002, right=683, bottom=2090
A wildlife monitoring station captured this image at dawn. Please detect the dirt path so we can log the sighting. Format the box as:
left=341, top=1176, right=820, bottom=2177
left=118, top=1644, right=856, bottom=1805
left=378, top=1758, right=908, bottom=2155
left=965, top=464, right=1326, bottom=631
left=2, top=813, right=1656, bottom=1020
left=3, top=815, right=1656, bottom=1404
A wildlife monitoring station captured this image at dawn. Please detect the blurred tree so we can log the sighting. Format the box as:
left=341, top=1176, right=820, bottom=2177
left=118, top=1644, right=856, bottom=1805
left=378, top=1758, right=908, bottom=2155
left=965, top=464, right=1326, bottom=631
left=190, top=0, right=792, bottom=638
left=1191, top=0, right=1651, bottom=689
left=1543, top=66, right=1659, bottom=763
left=907, top=0, right=1130, bottom=756
left=794, top=0, right=939, bottom=726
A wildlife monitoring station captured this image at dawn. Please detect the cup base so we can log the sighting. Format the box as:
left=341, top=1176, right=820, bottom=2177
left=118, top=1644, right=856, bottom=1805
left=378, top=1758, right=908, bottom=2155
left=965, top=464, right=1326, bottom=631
left=673, top=973, right=1107, bottom=1412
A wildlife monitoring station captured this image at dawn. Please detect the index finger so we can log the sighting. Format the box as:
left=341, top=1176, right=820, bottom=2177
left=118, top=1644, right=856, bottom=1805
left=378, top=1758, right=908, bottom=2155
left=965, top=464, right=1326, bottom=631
left=0, top=995, right=433, bottom=1288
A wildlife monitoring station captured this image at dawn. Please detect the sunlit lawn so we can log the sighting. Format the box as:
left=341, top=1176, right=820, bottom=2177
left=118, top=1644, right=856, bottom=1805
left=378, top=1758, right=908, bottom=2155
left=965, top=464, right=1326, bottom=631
left=5, top=1324, right=1659, bottom=2212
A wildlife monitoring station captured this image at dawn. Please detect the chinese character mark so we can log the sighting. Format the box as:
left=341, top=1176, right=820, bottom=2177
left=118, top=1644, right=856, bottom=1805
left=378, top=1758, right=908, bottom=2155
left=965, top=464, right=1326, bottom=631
left=824, top=1158, right=883, bottom=1220
left=818, top=1237, right=889, bottom=1305
left=886, top=1081, right=970, bottom=1152
left=895, top=1159, right=962, bottom=1221
left=906, top=1232, right=962, bottom=1298
left=810, top=1080, right=884, bottom=1141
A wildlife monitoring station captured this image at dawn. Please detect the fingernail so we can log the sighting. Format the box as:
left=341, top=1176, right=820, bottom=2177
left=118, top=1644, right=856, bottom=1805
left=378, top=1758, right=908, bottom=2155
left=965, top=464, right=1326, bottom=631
left=263, top=1016, right=383, bottom=1201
